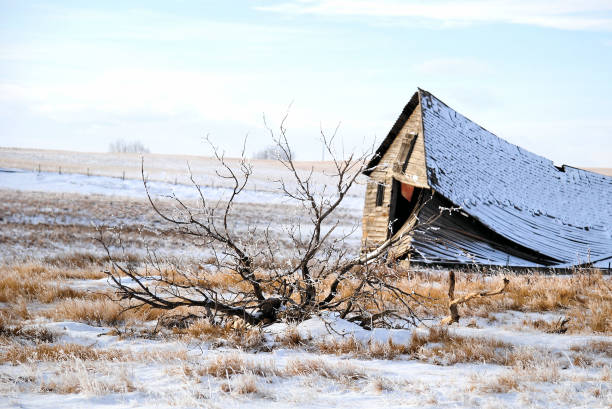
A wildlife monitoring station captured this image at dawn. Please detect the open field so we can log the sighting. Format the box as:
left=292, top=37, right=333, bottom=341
left=0, top=151, right=610, bottom=408
left=0, top=147, right=366, bottom=195
left=2, top=146, right=610, bottom=183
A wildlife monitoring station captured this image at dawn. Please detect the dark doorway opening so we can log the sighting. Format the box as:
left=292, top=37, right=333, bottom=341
left=388, top=179, right=423, bottom=237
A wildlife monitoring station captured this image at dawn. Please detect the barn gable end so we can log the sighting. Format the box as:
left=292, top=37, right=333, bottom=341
left=361, top=91, right=429, bottom=250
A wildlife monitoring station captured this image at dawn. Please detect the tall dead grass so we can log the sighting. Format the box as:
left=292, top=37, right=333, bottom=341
left=198, top=352, right=367, bottom=384
left=180, top=319, right=265, bottom=350
left=285, top=358, right=367, bottom=381
left=0, top=315, right=56, bottom=344
left=407, top=327, right=541, bottom=366
left=41, top=298, right=166, bottom=326
left=200, top=353, right=280, bottom=378
left=0, top=270, right=84, bottom=303
left=1, top=342, right=187, bottom=364
left=315, top=336, right=413, bottom=360
left=388, top=269, right=610, bottom=333
left=478, top=349, right=561, bottom=394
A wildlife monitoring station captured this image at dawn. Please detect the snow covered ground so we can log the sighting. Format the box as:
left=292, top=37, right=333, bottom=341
left=0, top=155, right=610, bottom=409
left=0, top=168, right=364, bottom=210
left=2, top=309, right=610, bottom=409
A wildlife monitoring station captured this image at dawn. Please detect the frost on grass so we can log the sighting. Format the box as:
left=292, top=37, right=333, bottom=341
left=0, top=165, right=611, bottom=408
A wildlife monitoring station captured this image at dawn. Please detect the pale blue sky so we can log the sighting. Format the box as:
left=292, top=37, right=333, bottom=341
left=1, top=1, right=611, bottom=166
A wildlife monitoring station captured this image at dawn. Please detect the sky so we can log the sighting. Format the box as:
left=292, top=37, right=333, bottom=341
left=1, top=0, right=611, bottom=166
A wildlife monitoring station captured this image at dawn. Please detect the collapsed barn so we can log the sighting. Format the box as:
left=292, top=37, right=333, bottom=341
left=361, top=89, right=612, bottom=268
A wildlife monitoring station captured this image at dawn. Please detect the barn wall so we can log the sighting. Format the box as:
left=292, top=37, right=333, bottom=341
left=361, top=102, right=427, bottom=249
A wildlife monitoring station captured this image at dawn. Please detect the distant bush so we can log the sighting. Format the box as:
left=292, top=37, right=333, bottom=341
left=252, top=145, right=293, bottom=160
left=108, top=139, right=150, bottom=154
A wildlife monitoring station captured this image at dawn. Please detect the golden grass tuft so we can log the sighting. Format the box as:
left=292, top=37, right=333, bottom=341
left=479, top=372, right=521, bottom=394
left=477, top=349, right=561, bottom=394
left=3, top=261, right=106, bottom=281
left=1, top=342, right=188, bottom=365
left=285, top=358, right=367, bottom=381
left=276, top=326, right=310, bottom=348
left=200, top=353, right=279, bottom=378
left=0, top=270, right=84, bottom=303
left=42, top=298, right=125, bottom=326
left=570, top=296, right=611, bottom=333
left=0, top=317, right=56, bottom=343
left=367, top=338, right=413, bottom=359
left=2, top=343, right=122, bottom=364
left=315, top=336, right=411, bottom=360
left=382, top=269, right=611, bottom=333
left=407, top=327, right=529, bottom=366
left=43, top=252, right=110, bottom=270
left=41, top=297, right=166, bottom=326
left=220, top=374, right=260, bottom=395
left=316, top=336, right=363, bottom=355
left=570, top=340, right=612, bottom=358
left=180, top=319, right=265, bottom=350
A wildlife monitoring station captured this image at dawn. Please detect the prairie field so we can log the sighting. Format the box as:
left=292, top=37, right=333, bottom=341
left=0, top=149, right=610, bottom=409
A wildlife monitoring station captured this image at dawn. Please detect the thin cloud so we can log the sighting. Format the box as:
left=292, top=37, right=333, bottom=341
left=257, top=0, right=612, bottom=31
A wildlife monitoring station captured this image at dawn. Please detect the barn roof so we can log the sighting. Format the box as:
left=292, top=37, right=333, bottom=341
left=368, top=89, right=612, bottom=267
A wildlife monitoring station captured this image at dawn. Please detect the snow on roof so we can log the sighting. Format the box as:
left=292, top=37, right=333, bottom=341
left=419, top=89, right=612, bottom=266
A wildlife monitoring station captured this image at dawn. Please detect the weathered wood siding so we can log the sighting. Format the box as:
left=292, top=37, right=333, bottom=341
left=361, top=102, right=428, bottom=249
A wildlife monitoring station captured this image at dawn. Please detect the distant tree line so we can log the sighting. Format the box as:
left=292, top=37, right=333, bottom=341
left=109, top=139, right=150, bottom=154
left=252, top=145, right=293, bottom=161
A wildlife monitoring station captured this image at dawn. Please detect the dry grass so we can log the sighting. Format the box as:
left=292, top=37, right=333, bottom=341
left=479, top=372, right=521, bottom=394
left=1, top=343, right=123, bottom=364
left=478, top=350, right=561, bottom=393
left=42, top=253, right=110, bottom=271
left=0, top=318, right=56, bottom=344
left=285, top=358, right=367, bottom=381
left=1, top=342, right=188, bottom=365
left=4, top=261, right=107, bottom=280
left=198, top=352, right=368, bottom=385
left=220, top=374, right=260, bottom=395
left=276, top=326, right=311, bottom=348
left=570, top=340, right=612, bottom=358
left=367, top=338, right=414, bottom=359
left=315, top=336, right=412, bottom=360
left=0, top=303, right=31, bottom=322
left=0, top=269, right=85, bottom=303
left=386, top=269, right=611, bottom=334
left=41, top=298, right=166, bottom=326
left=522, top=317, right=568, bottom=333
left=41, top=298, right=126, bottom=326
left=408, top=327, right=530, bottom=366
left=13, top=359, right=139, bottom=395
left=179, top=319, right=265, bottom=350
left=199, top=353, right=280, bottom=378
left=569, top=296, right=611, bottom=333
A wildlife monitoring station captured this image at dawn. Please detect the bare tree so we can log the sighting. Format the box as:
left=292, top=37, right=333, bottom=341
left=99, top=119, right=428, bottom=329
